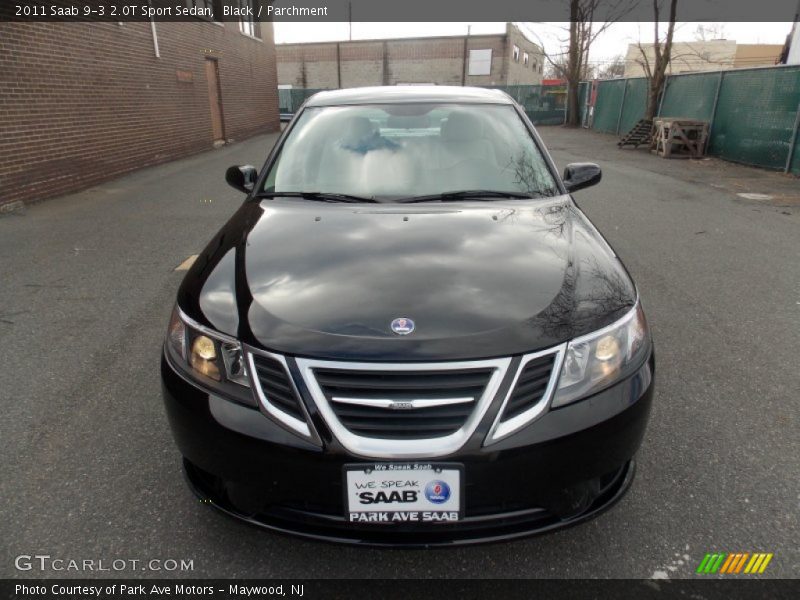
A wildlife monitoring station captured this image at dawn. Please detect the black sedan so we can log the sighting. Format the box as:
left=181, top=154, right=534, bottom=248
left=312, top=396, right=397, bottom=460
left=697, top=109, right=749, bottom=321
left=161, top=86, right=654, bottom=545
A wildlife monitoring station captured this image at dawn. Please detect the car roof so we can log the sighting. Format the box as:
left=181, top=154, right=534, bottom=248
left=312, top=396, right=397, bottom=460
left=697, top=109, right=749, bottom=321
left=304, top=86, right=515, bottom=107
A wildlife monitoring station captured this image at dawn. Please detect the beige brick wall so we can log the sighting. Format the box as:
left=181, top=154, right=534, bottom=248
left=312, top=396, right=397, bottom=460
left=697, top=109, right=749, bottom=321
left=505, top=24, right=545, bottom=85
left=733, top=44, right=783, bottom=69
left=276, top=26, right=544, bottom=89
left=624, top=40, right=755, bottom=77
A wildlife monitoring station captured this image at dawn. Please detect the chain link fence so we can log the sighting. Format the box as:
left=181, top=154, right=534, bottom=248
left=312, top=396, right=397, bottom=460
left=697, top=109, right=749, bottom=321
left=588, top=65, right=800, bottom=174
left=278, top=88, right=329, bottom=115
left=278, top=85, right=569, bottom=126
left=658, top=72, right=721, bottom=121
left=592, top=79, right=627, bottom=134
left=709, top=68, right=800, bottom=171
left=591, top=77, right=648, bottom=135
left=485, top=85, right=567, bottom=125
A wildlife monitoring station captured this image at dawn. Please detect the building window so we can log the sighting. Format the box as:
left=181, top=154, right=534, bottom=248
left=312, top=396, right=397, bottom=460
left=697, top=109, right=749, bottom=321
left=237, top=0, right=259, bottom=38
left=468, top=49, right=493, bottom=76
left=513, top=45, right=520, bottom=62
left=523, top=52, right=529, bottom=66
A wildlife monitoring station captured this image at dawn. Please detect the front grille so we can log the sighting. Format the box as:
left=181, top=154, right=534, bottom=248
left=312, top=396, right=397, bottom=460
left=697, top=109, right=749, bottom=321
left=251, top=355, right=305, bottom=421
left=499, top=354, right=556, bottom=421
left=313, top=367, right=494, bottom=439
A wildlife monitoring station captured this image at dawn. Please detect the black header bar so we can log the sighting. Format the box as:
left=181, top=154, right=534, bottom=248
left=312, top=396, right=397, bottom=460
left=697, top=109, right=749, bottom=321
left=1, top=0, right=797, bottom=23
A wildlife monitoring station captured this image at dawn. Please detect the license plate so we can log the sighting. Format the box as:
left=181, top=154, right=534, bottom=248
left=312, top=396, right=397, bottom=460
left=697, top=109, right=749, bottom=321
left=344, top=463, right=462, bottom=524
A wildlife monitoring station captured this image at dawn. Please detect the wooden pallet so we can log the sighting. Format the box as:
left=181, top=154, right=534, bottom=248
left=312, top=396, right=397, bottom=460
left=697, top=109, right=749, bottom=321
left=651, top=118, right=709, bottom=158
left=618, top=119, right=653, bottom=148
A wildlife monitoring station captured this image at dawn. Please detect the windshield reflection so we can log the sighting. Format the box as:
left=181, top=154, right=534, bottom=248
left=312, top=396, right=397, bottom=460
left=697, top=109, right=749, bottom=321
left=263, top=103, right=558, bottom=201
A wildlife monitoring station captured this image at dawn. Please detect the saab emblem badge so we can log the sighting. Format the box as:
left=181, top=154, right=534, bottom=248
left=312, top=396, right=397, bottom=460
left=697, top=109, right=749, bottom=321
left=425, top=480, right=451, bottom=504
left=389, top=401, right=414, bottom=410
left=390, top=317, right=415, bottom=335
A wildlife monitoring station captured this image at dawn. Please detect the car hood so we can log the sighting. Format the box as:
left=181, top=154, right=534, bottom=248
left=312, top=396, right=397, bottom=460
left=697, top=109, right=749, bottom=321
left=179, top=197, right=636, bottom=361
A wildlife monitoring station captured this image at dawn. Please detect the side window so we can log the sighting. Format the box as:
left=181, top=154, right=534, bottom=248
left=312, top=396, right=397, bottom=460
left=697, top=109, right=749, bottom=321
left=513, top=45, right=520, bottom=62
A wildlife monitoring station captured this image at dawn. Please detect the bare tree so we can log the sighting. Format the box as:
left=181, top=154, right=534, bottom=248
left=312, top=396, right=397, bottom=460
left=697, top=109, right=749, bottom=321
left=694, top=23, right=726, bottom=41
left=545, top=51, right=596, bottom=80
left=598, top=55, right=626, bottom=79
left=524, top=1, right=635, bottom=127
left=662, top=23, right=733, bottom=71
left=545, top=55, right=569, bottom=80
left=631, top=0, right=679, bottom=120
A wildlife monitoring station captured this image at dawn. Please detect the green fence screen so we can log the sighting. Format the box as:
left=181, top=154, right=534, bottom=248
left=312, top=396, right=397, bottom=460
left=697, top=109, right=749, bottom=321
left=619, top=78, right=648, bottom=135
left=589, top=65, right=800, bottom=174
left=659, top=72, right=722, bottom=121
left=482, top=85, right=568, bottom=125
left=793, top=124, right=800, bottom=174
left=707, top=68, right=800, bottom=171
left=592, top=79, right=626, bottom=133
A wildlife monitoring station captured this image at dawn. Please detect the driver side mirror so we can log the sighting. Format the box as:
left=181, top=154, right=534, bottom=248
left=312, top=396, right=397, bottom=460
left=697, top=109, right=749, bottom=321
left=225, top=165, right=258, bottom=194
left=563, top=163, right=602, bottom=194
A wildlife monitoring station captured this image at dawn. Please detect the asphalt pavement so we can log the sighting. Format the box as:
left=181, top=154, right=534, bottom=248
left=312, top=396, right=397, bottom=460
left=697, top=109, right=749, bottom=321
left=1, top=127, right=797, bottom=579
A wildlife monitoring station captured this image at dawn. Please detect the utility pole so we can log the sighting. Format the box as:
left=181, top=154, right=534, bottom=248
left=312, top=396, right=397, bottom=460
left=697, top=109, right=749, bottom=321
left=382, top=40, right=390, bottom=85
left=462, top=25, right=471, bottom=86
left=348, top=2, right=352, bottom=41
left=336, top=42, right=342, bottom=88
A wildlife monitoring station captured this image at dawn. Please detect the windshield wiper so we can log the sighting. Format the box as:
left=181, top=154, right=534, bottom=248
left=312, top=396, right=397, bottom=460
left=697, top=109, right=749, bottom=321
left=397, top=190, right=547, bottom=203
left=255, top=191, right=379, bottom=203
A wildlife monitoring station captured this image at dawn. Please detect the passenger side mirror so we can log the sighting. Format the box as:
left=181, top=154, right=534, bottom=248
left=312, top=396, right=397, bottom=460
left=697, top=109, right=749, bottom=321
left=225, top=165, right=258, bottom=194
left=563, top=163, right=602, bottom=193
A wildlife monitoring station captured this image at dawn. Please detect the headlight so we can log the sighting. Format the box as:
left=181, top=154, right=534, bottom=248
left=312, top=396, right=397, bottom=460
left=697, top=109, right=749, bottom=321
left=165, top=306, right=254, bottom=404
left=551, top=302, right=649, bottom=408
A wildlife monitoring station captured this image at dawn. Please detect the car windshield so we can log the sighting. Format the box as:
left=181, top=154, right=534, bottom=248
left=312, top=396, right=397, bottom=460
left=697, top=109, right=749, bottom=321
left=261, top=103, right=559, bottom=201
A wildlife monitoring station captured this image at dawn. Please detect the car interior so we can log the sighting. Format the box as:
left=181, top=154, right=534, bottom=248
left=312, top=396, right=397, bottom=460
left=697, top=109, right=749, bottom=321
left=270, top=104, right=557, bottom=199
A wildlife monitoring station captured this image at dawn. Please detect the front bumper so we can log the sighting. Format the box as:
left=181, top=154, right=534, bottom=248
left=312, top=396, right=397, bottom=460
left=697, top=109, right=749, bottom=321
left=161, top=350, right=654, bottom=546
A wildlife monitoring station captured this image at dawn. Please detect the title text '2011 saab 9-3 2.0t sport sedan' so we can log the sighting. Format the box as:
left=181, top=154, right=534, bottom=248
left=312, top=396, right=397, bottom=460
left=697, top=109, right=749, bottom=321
left=161, top=86, right=654, bottom=546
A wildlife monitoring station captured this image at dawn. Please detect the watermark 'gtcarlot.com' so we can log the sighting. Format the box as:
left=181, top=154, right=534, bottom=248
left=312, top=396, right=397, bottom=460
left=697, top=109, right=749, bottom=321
left=15, top=555, right=194, bottom=572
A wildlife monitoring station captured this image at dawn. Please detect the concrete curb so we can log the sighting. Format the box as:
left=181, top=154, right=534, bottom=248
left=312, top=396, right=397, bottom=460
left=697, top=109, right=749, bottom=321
left=0, top=201, right=26, bottom=216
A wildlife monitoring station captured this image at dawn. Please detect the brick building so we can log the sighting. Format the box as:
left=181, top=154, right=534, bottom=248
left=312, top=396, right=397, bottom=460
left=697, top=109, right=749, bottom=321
left=0, top=19, right=280, bottom=208
left=276, top=23, right=544, bottom=89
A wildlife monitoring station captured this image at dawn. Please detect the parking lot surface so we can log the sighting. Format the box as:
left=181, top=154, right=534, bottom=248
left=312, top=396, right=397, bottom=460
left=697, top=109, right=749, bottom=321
left=1, top=127, right=797, bottom=578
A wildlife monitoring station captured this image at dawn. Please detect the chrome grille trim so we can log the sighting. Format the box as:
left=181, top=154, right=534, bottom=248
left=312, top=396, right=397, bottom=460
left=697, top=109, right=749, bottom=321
left=243, top=345, right=319, bottom=444
left=484, top=344, right=567, bottom=445
left=296, top=357, right=512, bottom=459
left=330, top=396, right=475, bottom=408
